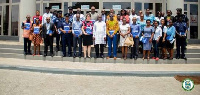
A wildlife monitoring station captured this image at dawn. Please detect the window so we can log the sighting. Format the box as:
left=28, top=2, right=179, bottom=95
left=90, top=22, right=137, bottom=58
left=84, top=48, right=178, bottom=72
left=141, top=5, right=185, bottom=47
left=184, top=0, right=198, bottom=2
left=103, top=2, right=131, bottom=9
left=155, top=3, right=162, bottom=16
left=64, top=2, right=68, bottom=14
left=49, top=3, right=62, bottom=10
left=43, top=3, right=47, bottom=14
left=72, top=2, right=99, bottom=9
left=11, top=5, right=19, bottom=36
left=3, top=5, right=9, bottom=35
left=0, top=0, right=9, bottom=3
left=184, top=4, right=187, bottom=11
left=12, top=0, right=20, bottom=3
left=144, top=3, right=153, bottom=10
left=135, top=2, right=142, bottom=15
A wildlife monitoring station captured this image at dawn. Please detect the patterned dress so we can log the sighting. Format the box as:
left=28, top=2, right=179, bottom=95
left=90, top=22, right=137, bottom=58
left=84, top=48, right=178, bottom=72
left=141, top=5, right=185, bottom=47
left=32, top=24, right=42, bottom=45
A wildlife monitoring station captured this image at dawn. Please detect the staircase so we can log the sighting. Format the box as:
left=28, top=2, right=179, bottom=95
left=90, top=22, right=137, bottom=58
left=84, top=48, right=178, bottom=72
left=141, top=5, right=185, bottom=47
left=0, top=41, right=200, bottom=64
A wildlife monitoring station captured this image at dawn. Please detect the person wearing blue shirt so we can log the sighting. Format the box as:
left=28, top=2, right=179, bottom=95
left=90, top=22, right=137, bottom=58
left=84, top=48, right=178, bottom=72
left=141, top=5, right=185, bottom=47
left=175, top=17, right=187, bottom=60
left=144, top=9, right=155, bottom=25
left=54, top=11, right=65, bottom=52
left=130, top=17, right=141, bottom=60
left=72, top=14, right=83, bottom=58
left=166, top=20, right=176, bottom=60
left=60, top=13, right=72, bottom=57
left=52, top=10, right=57, bottom=24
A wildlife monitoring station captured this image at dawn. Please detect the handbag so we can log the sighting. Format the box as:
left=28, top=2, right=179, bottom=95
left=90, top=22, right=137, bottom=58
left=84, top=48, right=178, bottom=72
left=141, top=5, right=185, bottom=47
left=29, top=33, right=33, bottom=41
left=124, top=37, right=134, bottom=46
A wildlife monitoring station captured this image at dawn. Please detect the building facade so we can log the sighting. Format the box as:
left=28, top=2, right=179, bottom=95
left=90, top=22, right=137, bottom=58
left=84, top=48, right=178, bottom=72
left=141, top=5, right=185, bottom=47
left=0, top=0, right=199, bottom=42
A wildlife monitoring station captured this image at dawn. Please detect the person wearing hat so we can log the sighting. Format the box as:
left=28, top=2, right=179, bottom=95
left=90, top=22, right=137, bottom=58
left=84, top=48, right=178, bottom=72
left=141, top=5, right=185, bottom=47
left=42, top=7, right=53, bottom=24
left=73, top=8, right=85, bottom=22
left=54, top=10, right=65, bottom=52
left=59, top=13, right=72, bottom=57
left=174, top=8, right=189, bottom=60
left=52, top=10, right=58, bottom=24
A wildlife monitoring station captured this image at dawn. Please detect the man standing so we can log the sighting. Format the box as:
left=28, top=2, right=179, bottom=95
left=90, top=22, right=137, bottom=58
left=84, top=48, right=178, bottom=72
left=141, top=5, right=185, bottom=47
left=107, top=9, right=117, bottom=21
left=21, top=15, right=33, bottom=55
left=42, top=17, right=55, bottom=57
left=164, top=10, right=174, bottom=26
left=60, top=13, right=72, bottom=57
left=130, top=17, right=141, bottom=60
left=90, top=6, right=98, bottom=21
left=175, top=17, right=187, bottom=60
left=144, top=9, right=155, bottom=25
left=101, top=9, right=106, bottom=22
left=73, top=8, right=85, bottom=22
left=93, top=14, right=106, bottom=58
left=129, top=9, right=138, bottom=25
left=72, top=14, right=83, bottom=58
left=54, top=11, right=65, bottom=51
left=106, top=13, right=119, bottom=60
left=42, top=7, right=53, bottom=24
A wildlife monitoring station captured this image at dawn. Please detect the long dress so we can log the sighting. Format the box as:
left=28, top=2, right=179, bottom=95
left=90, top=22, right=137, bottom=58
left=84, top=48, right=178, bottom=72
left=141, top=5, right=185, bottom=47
left=32, top=24, right=42, bottom=45
left=143, top=26, right=154, bottom=50
left=119, top=24, right=130, bottom=46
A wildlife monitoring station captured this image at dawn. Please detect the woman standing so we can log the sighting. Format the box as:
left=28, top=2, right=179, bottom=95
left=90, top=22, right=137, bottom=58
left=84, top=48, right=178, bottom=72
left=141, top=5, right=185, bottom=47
left=142, top=19, right=154, bottom=60
left=33, top=10, right=42, bottom=24
left=82, top=13, right=94, bottom=58
left=152, top=21, right=162, bottom=61
left=166, top=20, right=176, bottom=60
left=31, top=18, right=42, bottom=56
left=137, top=14, right=146, bottom=54
left=160, top=19, right=168, bottom=60
left=155, top=11, right=164, bottom=26
left=119, top=18, right=130, bottom=60
left=120, top=9, right=129, bottom=23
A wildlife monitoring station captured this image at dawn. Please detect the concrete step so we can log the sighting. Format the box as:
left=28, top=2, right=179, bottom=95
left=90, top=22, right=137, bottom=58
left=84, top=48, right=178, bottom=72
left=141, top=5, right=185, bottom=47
left=0, top=53, right=199, bottom=64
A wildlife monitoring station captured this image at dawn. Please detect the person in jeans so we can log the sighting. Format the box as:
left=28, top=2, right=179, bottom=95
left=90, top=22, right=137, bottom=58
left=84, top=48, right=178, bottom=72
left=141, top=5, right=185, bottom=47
left=152, top=21, right=162, bottom=61
left=72, top=14, right=83, bottom=58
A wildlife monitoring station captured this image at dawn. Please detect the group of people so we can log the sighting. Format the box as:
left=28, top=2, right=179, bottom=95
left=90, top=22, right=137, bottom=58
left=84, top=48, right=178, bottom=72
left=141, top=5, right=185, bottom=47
left=22, top=6, right=189, bottom=60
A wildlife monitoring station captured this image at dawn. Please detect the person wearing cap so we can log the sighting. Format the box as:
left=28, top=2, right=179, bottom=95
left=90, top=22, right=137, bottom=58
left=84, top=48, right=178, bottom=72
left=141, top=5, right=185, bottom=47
left=42, top=7, right=53, bottom=24
left=52, top=10, right=57, bottom=24
left=59, top=13, right=72, bottom=57
left=21, top=15, right=33, bottom=55
left=31, top=18, right=42, bottom=56
left=164, top=10, right=174, bottom=26
left=89, top=6, right=98, bottom=21
left=72, top=14, right=83, bottom=58
left=144, top=9, right=155, bottom=25
left=73, top=8, right=85, bottom=22
left=106, top=13, right=119, bottom=60
left=93, top=14, right=106, bottom=58
left=42, top=17, right=55, bottom=57
left=54, top=10, right=65, bottom=52
left=33, top=10, right=42, bottom=24
left=174, top=17, right=187, bottom=60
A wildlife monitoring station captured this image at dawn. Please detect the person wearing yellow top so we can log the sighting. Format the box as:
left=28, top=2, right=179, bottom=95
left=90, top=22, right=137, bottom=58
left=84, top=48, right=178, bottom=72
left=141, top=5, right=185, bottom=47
left=106, top=9, right=117, bottom=21
left=106, top=13, right=119, bottom=60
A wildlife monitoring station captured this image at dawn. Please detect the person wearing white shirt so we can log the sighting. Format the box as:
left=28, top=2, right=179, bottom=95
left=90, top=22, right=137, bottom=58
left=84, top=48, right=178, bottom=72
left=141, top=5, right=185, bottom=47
left=155, top=11, right=164, bottom=26
left=152, top=21, right=162, bottom=61
left=129, top=9, right=138, bottom=25
left=42, top=7, right=53, bottom=24
left=93, top=14, right=106, bottom=58
left=73, top=8, right=85, bottom=22
left=160, top=19, right=168, bottom=60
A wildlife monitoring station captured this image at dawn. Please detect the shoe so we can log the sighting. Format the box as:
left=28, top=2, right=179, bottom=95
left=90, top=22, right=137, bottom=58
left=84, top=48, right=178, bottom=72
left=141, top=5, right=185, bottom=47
left=32, top=54, right=35, bottom=56
left=163, top=57, right=167, bottom=60
left=176, top=56, right=180, bottom=59
left=87, top=56, right=91, bottom=58
left=43, top=53, right=47, bottom=57
left=147, top=57, right=150, bottom=61
left=50, top=54, right=54, bottom=57
left=155, top=57, right=159, bottom=61
left=28, top=52, right=32, bottom=55
left=142, top=57, right=145, bottom=60
left=169, top=57, right=173, bottom=60
left=73, top=54, right=77, bottom=58
left=152, top=57, right=156, bottom=59
left=114, top=57, right=117, bottom=60
left=100, top=55, right=104, bottom=58
left=95, top=55, right=99, bottom=59
left=134, top=56, right=137, bottom=60
left=62, top=54, right=66, bottom=57
left=181, top=56, right=187, bottom=60
left=124, top=57, right=127, bottom=60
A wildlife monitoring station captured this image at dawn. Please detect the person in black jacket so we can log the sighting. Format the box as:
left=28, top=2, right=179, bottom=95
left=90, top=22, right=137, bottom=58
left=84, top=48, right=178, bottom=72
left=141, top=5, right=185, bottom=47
left=42, top=17, right=55, bottom=57
left=164, top=10, right=174, bottom=26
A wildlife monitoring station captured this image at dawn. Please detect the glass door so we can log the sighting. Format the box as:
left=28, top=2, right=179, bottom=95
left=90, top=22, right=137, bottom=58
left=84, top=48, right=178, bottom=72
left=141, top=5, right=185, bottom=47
left=189, top=4, right=198, bottom=39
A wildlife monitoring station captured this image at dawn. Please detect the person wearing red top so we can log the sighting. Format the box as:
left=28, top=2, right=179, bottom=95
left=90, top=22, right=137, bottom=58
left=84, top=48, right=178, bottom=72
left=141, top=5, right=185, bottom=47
left=33, top=10, right=42, bottom=24
left=120, top=9, right=130, bottom=23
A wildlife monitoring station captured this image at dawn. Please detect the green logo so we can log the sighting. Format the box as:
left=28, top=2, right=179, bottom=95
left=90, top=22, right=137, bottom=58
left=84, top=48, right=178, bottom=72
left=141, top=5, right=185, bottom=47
left=182, top=78, right=194, bottom=91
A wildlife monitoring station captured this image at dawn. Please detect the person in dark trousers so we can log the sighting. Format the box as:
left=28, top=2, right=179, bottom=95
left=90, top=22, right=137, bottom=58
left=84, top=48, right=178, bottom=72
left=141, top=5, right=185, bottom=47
left=68, top=6, right=74, bottom=49
left=130, top=17, right=141, bottom=60
left=60, top=13, right=72, bottom=57
left=164, top=10, right=174, bottom=26
left=54, top=11, right=65, bottom=52
left=21, top=15, right=32, bottom=55
left=42, top=17, right=55, bottom=57
left=174, top=17, right=187, bottom=60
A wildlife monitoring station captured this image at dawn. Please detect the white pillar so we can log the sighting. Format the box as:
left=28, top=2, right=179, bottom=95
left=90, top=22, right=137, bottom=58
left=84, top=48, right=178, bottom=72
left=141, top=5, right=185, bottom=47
left=19, top=0, right=36, bottom=42
left=167, top=0, right=184, bottom=16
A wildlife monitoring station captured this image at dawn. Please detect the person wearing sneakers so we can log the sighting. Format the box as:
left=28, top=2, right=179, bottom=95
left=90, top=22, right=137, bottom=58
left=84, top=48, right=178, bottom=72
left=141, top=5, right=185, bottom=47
left=106, top=13, right=119, bottom=60
left=152, top=21, right=162, bottom=61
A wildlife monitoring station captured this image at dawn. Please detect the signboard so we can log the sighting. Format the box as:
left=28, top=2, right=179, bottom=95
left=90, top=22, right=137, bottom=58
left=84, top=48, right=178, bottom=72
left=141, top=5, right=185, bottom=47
left=52, top=5, right=60, bottom=10
left=112, top=5, right=121, bottom=9
left=190, top=15, right=198, bottom=26
left=81, top=5, right=90, bottom=9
